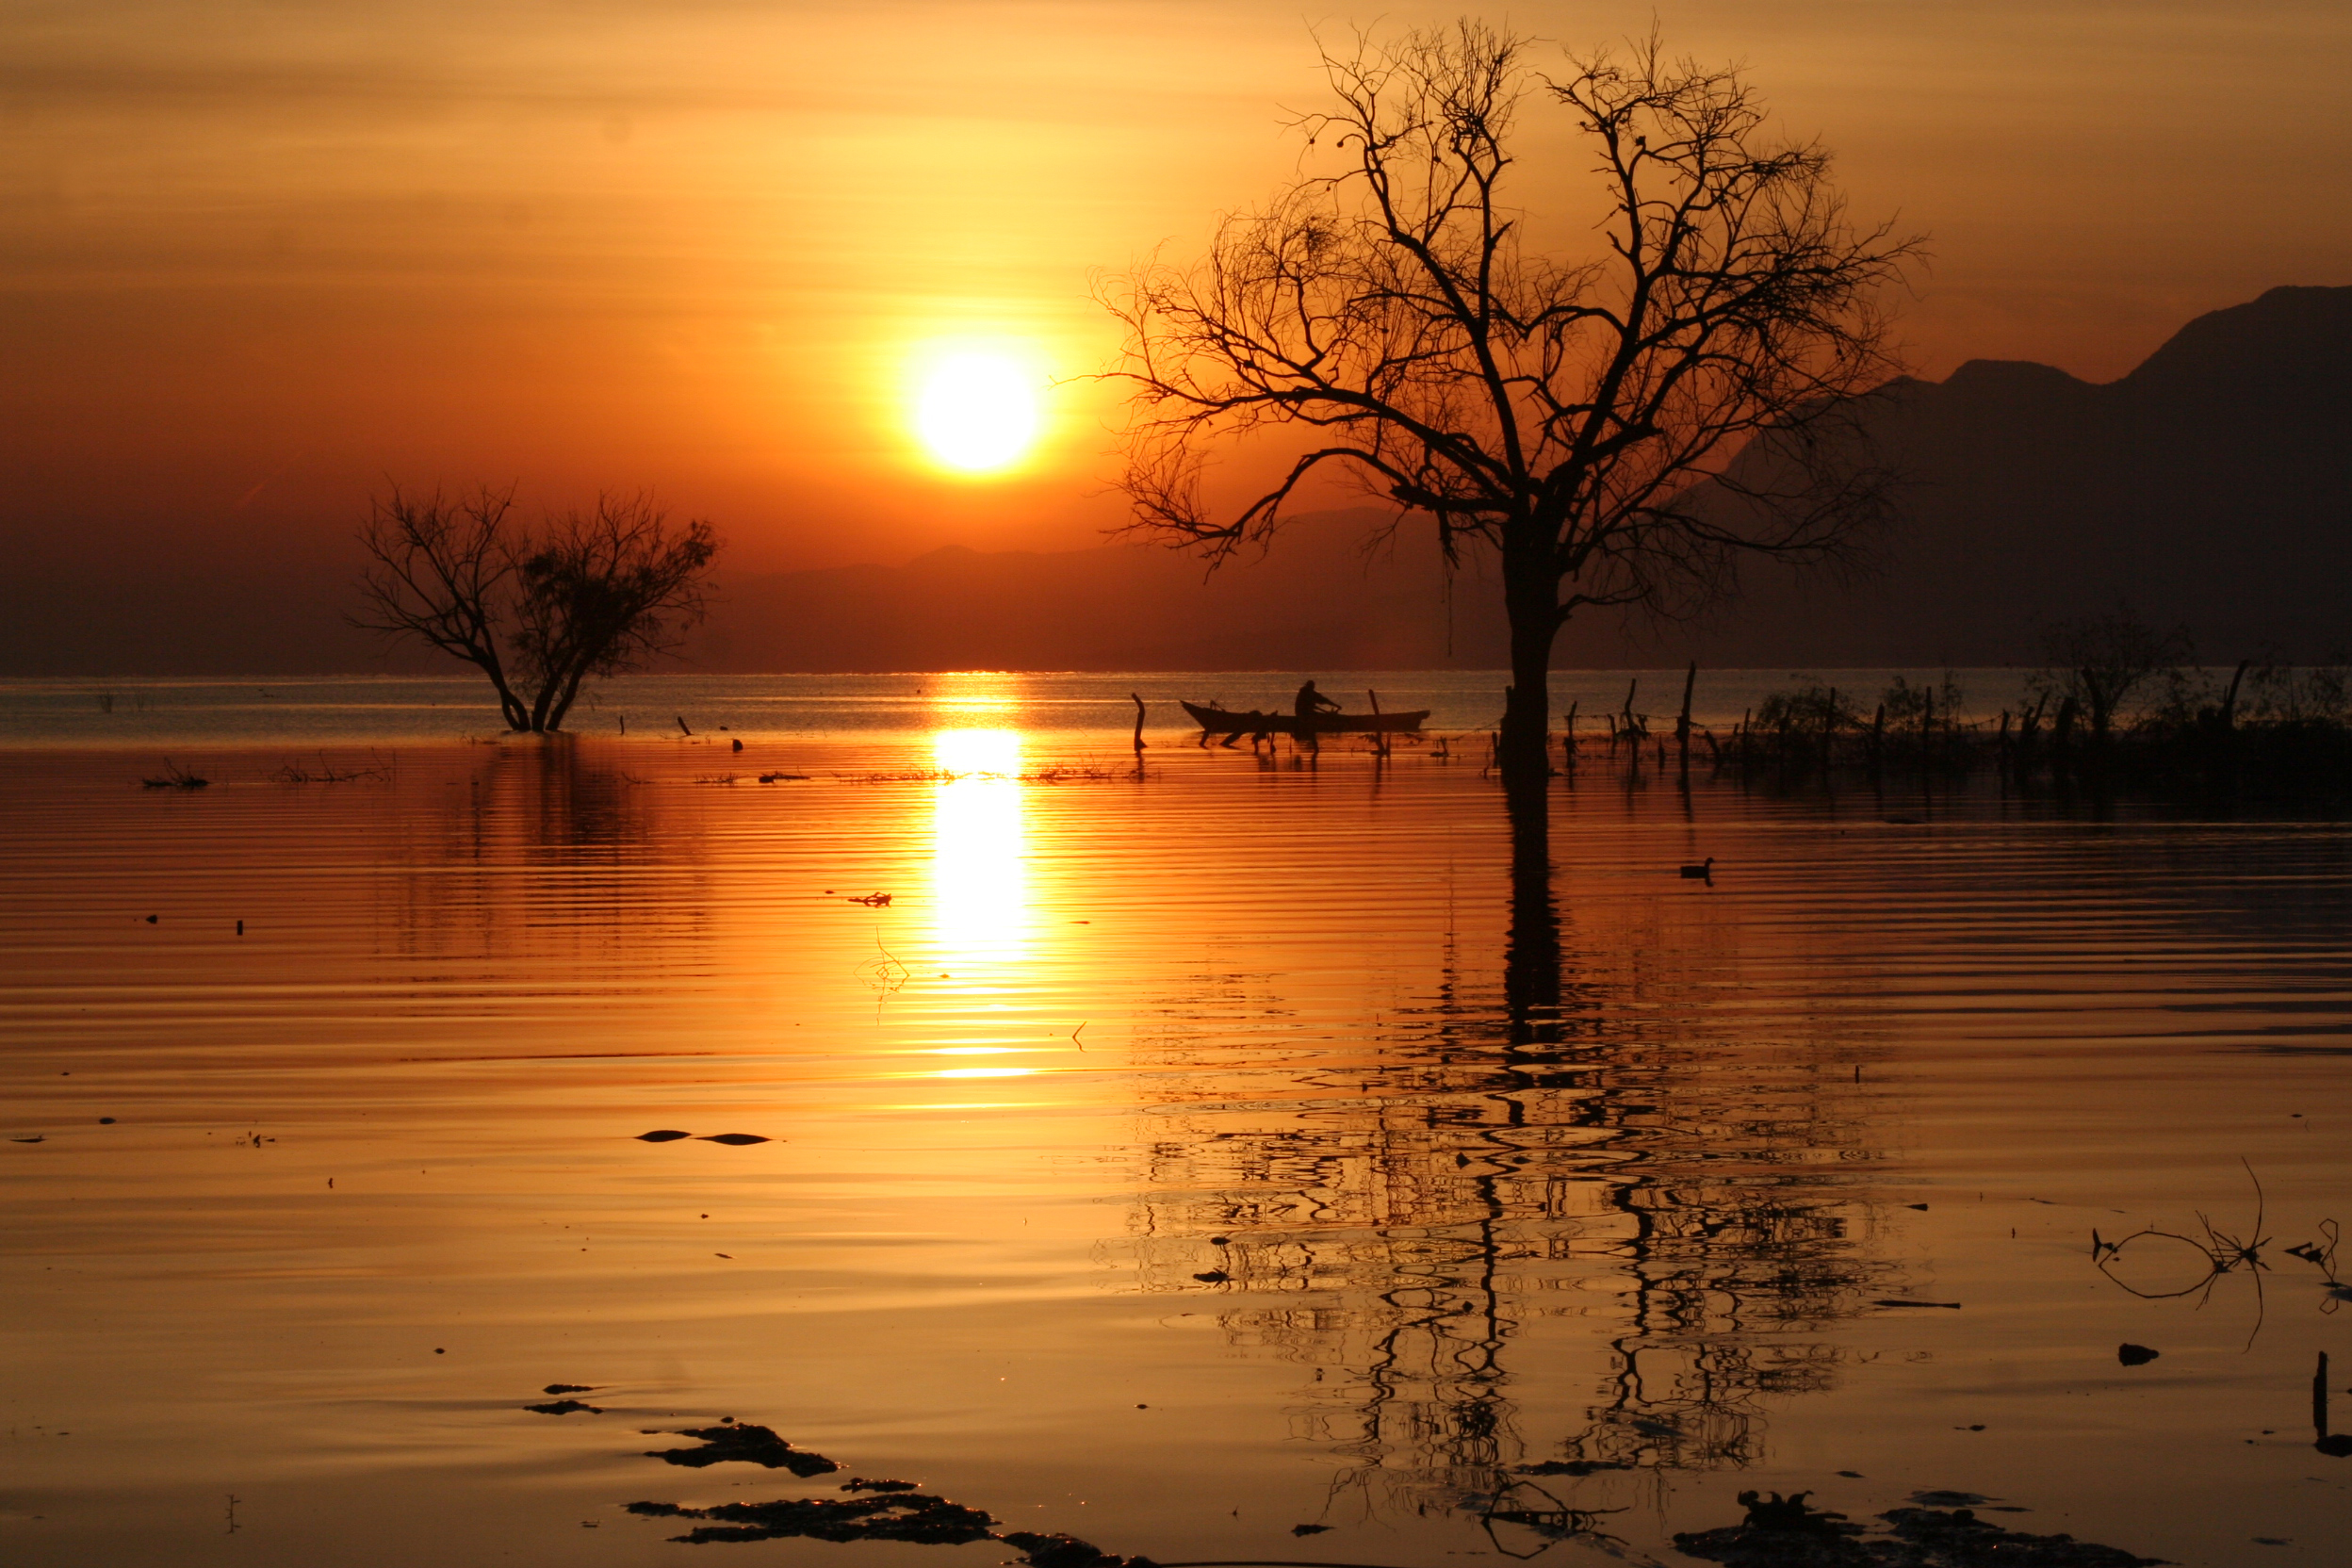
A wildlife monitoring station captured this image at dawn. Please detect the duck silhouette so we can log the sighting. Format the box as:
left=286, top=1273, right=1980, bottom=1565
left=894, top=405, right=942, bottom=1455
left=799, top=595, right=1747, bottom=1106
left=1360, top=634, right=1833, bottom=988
left=1679, top=857, right=1715, bottom=880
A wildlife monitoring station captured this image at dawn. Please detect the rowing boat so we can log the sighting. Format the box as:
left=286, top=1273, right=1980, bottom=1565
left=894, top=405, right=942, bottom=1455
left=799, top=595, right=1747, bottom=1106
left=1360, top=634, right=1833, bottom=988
left=1180, top=700, right=1430, bottom=735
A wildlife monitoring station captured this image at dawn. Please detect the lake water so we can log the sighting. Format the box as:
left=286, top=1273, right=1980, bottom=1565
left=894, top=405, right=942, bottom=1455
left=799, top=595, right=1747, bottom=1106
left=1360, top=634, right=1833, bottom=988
left=3, top=673, right=2348, bottom=1568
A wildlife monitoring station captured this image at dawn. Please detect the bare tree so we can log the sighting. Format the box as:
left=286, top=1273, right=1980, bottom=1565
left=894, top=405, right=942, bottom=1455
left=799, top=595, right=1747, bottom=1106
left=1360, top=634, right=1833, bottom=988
left=353, top=486, right=719, bottom=733
left=2033, top=605, right=2195, bottom=743
left=1100, top=22, right=1920, bottom=777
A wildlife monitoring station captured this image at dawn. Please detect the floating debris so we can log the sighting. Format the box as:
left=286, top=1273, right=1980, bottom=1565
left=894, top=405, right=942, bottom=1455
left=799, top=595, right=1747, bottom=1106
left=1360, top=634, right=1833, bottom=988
left=841, top=1478, right=920, bottom=1494
left=544, top=1383, right=596, bottom=1395
left=2118, top=1343, right=2161, bottom=1366
left=698, top=1134, right=771, bottom=1146
left=1671, top=1491, right=2165, bottom=1567
left=141, top=760, right=209, bottom=790
left=1515, top=1460, right=1629, bottom=1477
left=645, top=1423, right=841, bottom=1477
left=527, top=1399, right=603, bottom=1415
left=635, top=1130, right=693, bottom=1142
left=271, top=755, right=388, bottom=784
left=996, top=1530, right=1152, bottom=1567
left=846, top=892, right=893, bottom=906
left=625, top=1494, right=997, bottom=1547
left=1291, top=1523, right=1331, bottom=1536
left=1872, top=1298, right=1961, bottom=1309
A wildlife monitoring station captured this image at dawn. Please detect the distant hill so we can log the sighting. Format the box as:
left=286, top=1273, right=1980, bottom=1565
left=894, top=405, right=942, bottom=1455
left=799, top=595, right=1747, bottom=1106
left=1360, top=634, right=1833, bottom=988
left=691, top=285, right=2352, bottom=672
left=3, top=287, right=2341, bottom=677
left=1674, top=284, right=2352, bottom=664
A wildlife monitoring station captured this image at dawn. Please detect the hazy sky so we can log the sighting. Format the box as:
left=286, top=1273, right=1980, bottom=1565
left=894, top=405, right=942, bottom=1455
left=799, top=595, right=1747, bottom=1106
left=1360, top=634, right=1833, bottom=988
left=4, top=0, right=2347, bottom=588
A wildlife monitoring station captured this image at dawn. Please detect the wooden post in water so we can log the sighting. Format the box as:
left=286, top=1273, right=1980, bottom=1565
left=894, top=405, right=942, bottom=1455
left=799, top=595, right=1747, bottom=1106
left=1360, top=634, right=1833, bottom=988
left=2221, top=659, right=2249, bottom=731
left=1675, top=662, right=1696, bottom=753
left=1366, top=690, right=1389, bottom=758
left=1621, top=678, right=1639, bottom=745
left=1129, top=694, right=1148, bottom=756
left=1562, top=701, right=1578, bottom=771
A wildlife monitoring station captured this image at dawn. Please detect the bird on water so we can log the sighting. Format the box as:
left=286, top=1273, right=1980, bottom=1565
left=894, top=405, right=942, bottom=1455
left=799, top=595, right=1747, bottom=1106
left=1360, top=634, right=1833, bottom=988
left=1679, top=857, right=1715, bottom=880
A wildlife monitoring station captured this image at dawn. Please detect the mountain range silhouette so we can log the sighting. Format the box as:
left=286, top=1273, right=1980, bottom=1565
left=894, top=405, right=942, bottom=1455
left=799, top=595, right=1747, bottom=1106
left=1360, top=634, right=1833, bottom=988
left=692, top=285, right=2351, bottom=672
left=3, top=287, right=2343, bottom=677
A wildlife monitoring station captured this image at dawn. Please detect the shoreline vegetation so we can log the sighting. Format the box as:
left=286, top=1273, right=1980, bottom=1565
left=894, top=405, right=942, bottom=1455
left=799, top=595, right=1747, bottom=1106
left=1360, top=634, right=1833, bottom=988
left=1533, top=660, right=2351, bottom=802
left=1531, top=612, right=2349, bottom=803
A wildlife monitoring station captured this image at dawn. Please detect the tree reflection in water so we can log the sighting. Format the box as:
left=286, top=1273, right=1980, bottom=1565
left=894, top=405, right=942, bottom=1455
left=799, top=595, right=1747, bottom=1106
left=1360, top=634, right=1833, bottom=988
left=1125, top=772, right=1893, bottom=1527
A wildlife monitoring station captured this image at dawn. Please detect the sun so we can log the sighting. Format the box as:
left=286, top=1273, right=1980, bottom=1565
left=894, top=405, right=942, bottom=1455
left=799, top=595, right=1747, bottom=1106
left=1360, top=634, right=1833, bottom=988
left=912, top=351, right=1039, bottom=474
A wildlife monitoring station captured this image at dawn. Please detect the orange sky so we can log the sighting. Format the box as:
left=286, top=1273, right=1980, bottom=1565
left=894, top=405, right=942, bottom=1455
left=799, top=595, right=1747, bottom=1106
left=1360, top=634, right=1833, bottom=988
left=4, top=0, right=2347, bottom=588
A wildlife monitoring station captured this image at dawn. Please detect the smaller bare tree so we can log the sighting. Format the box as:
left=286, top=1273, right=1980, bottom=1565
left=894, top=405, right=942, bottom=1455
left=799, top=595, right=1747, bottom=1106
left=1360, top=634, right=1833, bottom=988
left=353, top=486, right=719, bottom=733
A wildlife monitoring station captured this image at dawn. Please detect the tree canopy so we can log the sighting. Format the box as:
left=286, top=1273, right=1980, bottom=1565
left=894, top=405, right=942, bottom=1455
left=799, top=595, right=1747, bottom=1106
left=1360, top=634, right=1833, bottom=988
left=1102, top=22, right=1920, bottom=775
left=353, top=487, right=719, bottom=733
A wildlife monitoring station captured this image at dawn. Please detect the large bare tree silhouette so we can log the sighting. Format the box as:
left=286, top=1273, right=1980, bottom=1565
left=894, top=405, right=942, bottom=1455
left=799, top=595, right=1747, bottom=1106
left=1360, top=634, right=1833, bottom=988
left=1102, top=23, right=1919, bottom=779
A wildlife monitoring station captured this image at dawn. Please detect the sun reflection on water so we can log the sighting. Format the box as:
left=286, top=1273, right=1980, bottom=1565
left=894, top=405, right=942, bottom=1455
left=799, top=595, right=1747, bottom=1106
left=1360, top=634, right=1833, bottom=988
left=929, top=727, right=1026, bottom=975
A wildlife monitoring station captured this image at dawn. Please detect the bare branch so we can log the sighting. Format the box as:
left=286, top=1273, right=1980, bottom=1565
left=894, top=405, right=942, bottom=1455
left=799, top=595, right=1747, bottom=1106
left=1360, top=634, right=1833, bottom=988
left=350, top=485, right=721, bottom=733
left=1098, top=21, right=1922, bottom=774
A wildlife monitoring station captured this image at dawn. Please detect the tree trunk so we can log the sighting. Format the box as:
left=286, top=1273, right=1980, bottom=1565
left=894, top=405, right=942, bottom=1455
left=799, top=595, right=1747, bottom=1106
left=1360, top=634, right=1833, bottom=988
left=1497, top=539, right=1559, bottom=780
left=545, top=664, right=592, bottom=733
left=467, top=655, right=531, bottom=733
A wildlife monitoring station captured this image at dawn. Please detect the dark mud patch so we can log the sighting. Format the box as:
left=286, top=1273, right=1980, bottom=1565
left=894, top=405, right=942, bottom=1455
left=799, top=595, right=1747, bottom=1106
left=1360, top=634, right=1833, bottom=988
left=625, top=1494, right=998, bottom=1546
left=1672, top=1492, right=2166, bottom=1567
left=622, top=1496, right=1161, bottom=1567
left=997, top=1529, right=1154, bottom=1567
left=624, top=1419, right=1157, bottom=1566
left=645, top=1423, right=841, bottom=1477
left=1516, top=1459, right=1630, bottom=1477
left=528, top=1398, right=603, bottom=1415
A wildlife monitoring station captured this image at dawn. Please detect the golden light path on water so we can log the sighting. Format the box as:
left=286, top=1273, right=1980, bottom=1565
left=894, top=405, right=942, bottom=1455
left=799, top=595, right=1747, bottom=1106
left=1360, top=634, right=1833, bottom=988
left=924, top=726, right=1040, bottom=1082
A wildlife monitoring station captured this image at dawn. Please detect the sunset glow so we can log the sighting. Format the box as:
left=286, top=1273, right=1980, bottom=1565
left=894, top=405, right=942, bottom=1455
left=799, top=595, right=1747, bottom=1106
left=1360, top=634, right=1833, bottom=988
left=3, top=0, right=2346, bottom=1558
left=913, top=351, right=1040, bottom=473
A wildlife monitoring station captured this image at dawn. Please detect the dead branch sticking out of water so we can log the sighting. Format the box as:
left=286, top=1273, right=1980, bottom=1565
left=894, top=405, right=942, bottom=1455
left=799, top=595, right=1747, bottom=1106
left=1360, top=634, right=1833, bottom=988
left=2090, top=1160, right=2346, bottom=1339
left=1477, top=1477, right=1629, bottom=1560
left=857, top=934, right=909, bottom=996
left=140, top=760, right=210, bottom=790
left=2091, top=1158, right=2272, bottom=1310
left=271, top=752, right=389, bottom=784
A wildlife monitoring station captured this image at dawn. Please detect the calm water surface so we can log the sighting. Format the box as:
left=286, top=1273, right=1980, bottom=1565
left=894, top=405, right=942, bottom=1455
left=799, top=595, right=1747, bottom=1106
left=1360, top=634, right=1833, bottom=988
left=3, top=678, right=2349, bottom=1567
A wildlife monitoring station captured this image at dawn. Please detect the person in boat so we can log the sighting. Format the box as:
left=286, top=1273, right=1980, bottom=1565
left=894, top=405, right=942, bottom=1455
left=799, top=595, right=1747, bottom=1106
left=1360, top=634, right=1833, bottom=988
left=1294, top=680, right=1343, bottom=722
